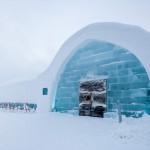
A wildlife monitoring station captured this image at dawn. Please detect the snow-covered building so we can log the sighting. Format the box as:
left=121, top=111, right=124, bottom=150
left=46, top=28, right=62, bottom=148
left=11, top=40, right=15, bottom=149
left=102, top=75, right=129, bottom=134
left=0, top=22, right=150, bottom=116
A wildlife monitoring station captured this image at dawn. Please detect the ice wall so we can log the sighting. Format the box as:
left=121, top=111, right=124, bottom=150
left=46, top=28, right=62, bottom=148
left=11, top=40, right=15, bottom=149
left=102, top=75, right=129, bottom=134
left=54, top=40, right=150, bottom=115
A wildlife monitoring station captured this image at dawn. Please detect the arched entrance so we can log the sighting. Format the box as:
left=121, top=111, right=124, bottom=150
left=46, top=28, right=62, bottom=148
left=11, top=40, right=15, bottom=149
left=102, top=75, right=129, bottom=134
left=53, top=40, right=149, bottom=116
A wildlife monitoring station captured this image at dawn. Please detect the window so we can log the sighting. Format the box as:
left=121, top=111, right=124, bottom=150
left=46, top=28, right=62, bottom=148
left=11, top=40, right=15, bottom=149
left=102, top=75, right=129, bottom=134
left=147, top=89, right=150, bottom=96
left=43, top=88, right=48, bottom=95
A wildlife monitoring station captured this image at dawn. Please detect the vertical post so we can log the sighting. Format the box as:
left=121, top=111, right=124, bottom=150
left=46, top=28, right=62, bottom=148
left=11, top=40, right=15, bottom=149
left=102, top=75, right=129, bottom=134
left=117, top=100, right=122, bottom=123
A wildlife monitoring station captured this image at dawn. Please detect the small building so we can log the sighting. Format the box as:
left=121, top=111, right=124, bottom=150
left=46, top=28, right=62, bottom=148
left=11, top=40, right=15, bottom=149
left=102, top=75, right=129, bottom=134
left=0, top=22, right=150, bottom=117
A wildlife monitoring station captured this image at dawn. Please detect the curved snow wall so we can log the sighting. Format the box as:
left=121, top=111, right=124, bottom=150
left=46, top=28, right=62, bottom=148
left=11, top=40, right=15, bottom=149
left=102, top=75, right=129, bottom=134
left=54, top=40, right=150, bottom=115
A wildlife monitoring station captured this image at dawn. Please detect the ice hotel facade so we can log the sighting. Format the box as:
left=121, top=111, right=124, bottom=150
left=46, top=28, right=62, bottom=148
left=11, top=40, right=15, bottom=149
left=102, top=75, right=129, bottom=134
left=0, top=22, right=150, bottom=116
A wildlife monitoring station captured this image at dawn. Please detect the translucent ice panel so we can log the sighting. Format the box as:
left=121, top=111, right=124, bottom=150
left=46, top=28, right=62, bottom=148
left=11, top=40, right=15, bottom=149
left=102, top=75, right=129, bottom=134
left=54, top=40, right=149, bottom=116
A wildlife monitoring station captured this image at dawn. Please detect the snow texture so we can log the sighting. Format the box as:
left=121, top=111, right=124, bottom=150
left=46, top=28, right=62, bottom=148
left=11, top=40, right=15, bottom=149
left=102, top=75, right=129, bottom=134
left=0, top=112, right=150, bottom=150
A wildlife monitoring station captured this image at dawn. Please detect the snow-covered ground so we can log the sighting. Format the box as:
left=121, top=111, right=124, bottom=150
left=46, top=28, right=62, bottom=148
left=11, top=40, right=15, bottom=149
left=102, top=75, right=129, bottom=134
left=0, top=112, right=150, bottom=150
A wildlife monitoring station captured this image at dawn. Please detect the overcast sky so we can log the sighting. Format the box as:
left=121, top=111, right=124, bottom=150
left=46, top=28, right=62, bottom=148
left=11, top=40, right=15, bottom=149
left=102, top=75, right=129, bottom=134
left=0, top=0, right=150, bottom=85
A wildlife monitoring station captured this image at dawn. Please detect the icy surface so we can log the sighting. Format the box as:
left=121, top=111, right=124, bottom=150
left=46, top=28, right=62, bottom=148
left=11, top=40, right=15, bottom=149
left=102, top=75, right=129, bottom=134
left=55, top=41, right=149, bottom=113
left=0, top=112, right=150, bottom=150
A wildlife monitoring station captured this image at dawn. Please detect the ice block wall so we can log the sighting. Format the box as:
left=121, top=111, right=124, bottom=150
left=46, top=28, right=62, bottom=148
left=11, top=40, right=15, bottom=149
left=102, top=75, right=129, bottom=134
left=54, top=40, right=150, bottom=115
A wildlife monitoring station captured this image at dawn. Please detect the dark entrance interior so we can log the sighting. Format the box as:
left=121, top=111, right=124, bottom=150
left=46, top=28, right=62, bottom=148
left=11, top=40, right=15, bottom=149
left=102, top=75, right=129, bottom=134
left=79, top=79, right=107, bottom=117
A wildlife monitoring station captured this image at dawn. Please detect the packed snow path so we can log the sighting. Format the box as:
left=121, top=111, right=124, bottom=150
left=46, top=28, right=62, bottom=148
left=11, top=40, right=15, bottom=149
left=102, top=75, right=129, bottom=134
left=0, top=112, right=150, bottom=150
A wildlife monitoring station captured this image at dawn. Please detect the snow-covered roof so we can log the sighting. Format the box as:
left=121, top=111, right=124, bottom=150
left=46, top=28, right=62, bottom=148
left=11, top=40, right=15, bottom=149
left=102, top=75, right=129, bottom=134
left=43, top=22, right=150, bottom=82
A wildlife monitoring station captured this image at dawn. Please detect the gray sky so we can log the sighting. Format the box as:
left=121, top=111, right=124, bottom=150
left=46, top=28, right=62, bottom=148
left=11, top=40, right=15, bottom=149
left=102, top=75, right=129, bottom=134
left=0, top=0, right=150, bottom=85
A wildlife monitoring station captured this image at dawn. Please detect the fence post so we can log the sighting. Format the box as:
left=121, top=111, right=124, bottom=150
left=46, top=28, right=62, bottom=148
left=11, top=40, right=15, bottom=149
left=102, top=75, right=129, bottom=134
left=117, top=100, right=122, bottom=123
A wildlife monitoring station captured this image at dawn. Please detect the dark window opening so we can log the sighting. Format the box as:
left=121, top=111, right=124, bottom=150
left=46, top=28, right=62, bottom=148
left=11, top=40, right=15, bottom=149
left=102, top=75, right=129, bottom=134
left=43, top=88, right=48, bottom=95
left=147, top=89, right=150, bottom=96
